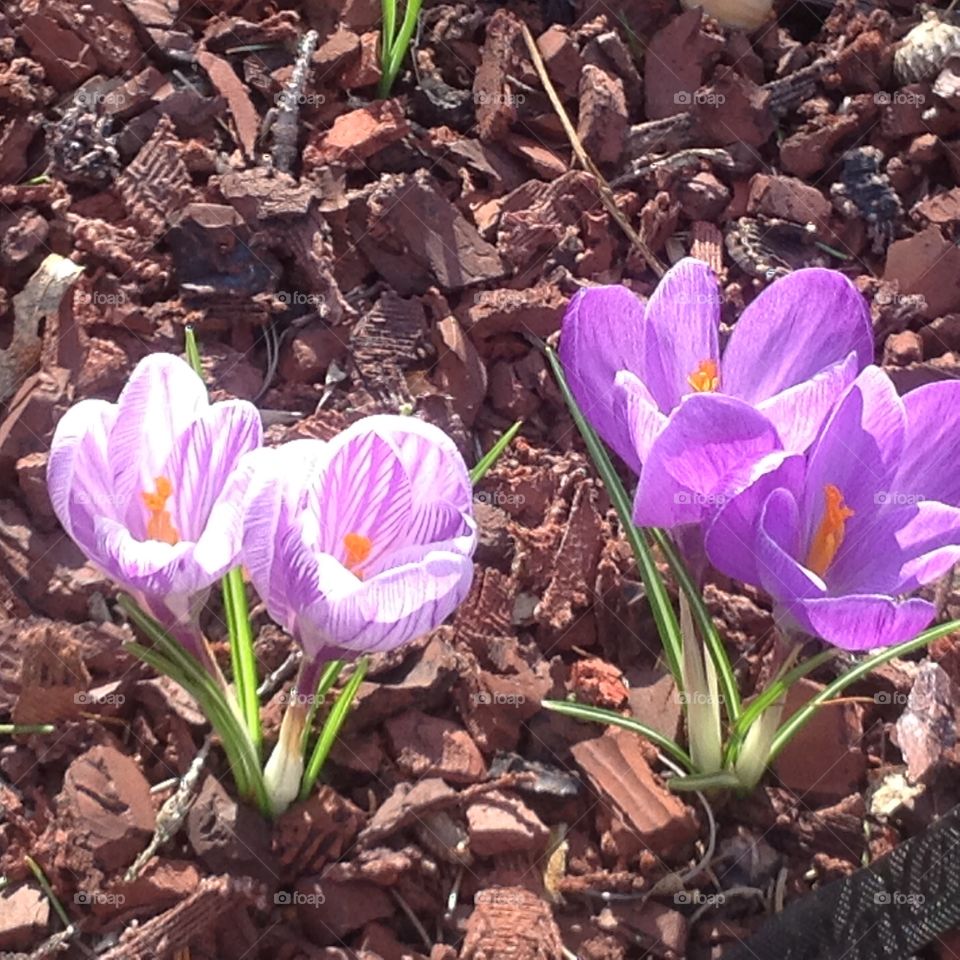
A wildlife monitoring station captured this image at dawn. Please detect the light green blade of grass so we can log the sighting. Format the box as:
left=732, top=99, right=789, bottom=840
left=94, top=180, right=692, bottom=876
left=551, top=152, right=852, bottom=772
left=470, top=419, right=522, bottom=485
left=299, top=657, right=369, bottom=800
left=769, top=619, right=960, bottom=762
left=542, top=698, right=693, bottom=770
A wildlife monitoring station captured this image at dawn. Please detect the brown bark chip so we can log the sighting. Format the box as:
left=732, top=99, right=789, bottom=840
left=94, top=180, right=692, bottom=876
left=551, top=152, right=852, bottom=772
left=571, top=730, right=698, bottom=855
left=305, top=98, right=410, bottom=169
left=577, top=64, right=627, bottom=166
left=774, top=678, right=867, bottom=803
left=461, top=887, right=564, bottom=960
left=385, top=709, right=487, bottom=784
left=61, top=745, right=156, bottom=873
left=885, top=224, right=960, bottom=319
left=0, top=883, right=49, bottom=952
left=474, top=9, right=526, bottom=142
left=466, top=790, right=549, bottom=857
left=296, top=877, right=394, bottom=944
left=197, top=49, right=259, bottom=159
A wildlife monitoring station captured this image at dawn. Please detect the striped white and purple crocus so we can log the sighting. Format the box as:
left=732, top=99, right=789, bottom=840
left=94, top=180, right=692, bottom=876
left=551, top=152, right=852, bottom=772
left=240, top=415, right=477, bottom=810
left=704, top=367, right=960, bottom=650
left=46, top=354, right=262, bottom=666
left=559, top=258, right=873, bottom=528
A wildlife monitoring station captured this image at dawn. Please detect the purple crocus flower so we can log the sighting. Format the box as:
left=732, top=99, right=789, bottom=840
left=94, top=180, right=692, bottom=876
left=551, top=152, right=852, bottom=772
left=704, top=366, right=960, bottom=650
left=559, top=258, right=873, bottom=527
left=46, top=354, right=262, bottom=662
left=241, top=414, right=477, bottom=685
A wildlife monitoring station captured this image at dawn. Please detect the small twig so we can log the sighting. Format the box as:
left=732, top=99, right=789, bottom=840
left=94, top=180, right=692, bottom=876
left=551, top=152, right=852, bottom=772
left=257, top=650, right=302, bottom=699
left=125, top=738, right=212, bottom=882
left=519, top=22, right=665, bottom=277
left=270, top=30, right=319, bottom=173
left=391, top=888, right=433, bottom=951
left=24, top=857, right=72, bottom=933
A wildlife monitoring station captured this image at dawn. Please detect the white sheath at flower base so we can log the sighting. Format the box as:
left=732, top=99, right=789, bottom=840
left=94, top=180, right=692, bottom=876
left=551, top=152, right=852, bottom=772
left=680, top=0, right=773, bottom=30
left=263, top=703, right=308, bottom=815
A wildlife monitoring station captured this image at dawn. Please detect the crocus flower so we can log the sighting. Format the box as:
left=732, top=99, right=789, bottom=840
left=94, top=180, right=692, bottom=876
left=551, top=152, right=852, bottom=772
left=46, top=354, right=262, bottom=662
left=241, top=415, right=477, bottom=811
left=703, top=366, right=960, bottom=650
left=559, top=258, right=873, bottom=527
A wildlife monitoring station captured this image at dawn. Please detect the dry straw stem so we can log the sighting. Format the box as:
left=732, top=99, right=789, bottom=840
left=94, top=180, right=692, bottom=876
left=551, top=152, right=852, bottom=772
left=519, top=23, right=666, bottom=277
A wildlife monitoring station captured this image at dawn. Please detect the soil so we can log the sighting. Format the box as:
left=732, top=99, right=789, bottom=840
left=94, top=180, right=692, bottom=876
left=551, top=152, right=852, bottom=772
left=2, top=1, right=960, bottom=958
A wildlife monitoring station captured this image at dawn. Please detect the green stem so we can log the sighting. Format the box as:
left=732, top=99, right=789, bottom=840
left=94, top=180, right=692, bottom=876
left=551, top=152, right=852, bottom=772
left=381, top=0, right=397, bottom=56
left=470, top=420, right=523, bottom=485
left=768, top=619, right=960, bottom=763
left=223, top=568, right=262, bottom=756
left=545, top=345, right=684, bottom=686
left=0, top=724, right=55, bottom=735
left=651, top=528, right=741, bottom=721
left=25, top=856, right=72, bottom=931
left=378, top=0, right=424, bottom=97
left=666, top=769, right=742, bottom=792
left=121, top=597, right=270, bottom=814
left=723, top=647, right=837, bottom=765
left=541, top=699, right=693, bottom=771
left=299, top=657, right=369, bottom=801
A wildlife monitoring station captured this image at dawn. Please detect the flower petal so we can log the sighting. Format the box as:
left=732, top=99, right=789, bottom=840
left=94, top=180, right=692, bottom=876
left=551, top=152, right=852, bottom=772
left=893, top=380, right=960, bottom=507
left=801, top=366, right=905, bottom=539
left=633, top=393, right=783, bottom=528
left=313, top=425, right=413, bottom=572
left=755, top=487, right=825, bottom=602
left=47, top=399, right=118, bottom=552
left=721, top=268, right=873, bottom=403
left=756, top=351, right=860, bottom=454
left=615, top=370, right=668, bottom=464
left=161, top=399, right=263, bottom=543
left=363, top=414, right=473, bottom=513
left=109, top=354, right=209, bottom=535
left=241, top=441, right=327, bottom=629
left=642, top=258, right=721, bottom=411
left=783, top=594, right=936, bottom=651
left=828, top=501, right=960, bottom=595
left=94, top=516, right=210, bottom=597
left=704, top=454, right=804, bottom=585
left=558, top=284, right=648, bottom=473
left=300, top=550, right=475, bottom=656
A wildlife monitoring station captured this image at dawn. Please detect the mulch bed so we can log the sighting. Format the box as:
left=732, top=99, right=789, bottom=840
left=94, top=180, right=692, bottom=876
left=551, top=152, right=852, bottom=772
left=2, top=0, right=960, bottom=957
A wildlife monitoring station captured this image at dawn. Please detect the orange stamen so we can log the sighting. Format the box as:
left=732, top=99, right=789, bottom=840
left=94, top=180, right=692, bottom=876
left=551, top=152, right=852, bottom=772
left=343, top=532, right=373, bottom=577
left=687, top=358, right=720, bottom=393
left=805, top=484, right=854, bottom=577
left=140, top=476, right=179, bottom=545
